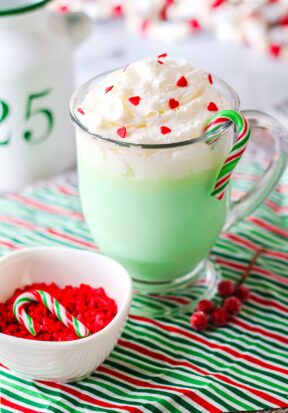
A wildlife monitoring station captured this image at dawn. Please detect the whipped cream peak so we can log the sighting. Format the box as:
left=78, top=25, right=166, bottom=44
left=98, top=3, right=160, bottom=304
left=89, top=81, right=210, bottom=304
left=78, top=56, right=229, bottom=144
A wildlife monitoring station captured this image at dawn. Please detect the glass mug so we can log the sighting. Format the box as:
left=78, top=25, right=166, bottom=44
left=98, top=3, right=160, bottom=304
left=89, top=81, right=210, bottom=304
left=70, top=72, right=288, bottom=297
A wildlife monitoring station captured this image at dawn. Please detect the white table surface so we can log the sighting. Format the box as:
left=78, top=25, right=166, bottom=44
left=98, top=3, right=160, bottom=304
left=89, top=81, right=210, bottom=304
left=75, top=20, right=288, bottom=127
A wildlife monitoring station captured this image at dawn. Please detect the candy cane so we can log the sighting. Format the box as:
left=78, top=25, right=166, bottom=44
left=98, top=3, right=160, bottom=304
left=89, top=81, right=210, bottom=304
left=205, top=110, right=251, bottom=200
left=13, top=290, right=90, bottom=338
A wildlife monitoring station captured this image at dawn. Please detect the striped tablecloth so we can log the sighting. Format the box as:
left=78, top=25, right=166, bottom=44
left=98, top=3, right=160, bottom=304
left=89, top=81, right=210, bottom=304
left=0, top=170, right=287, bottom=413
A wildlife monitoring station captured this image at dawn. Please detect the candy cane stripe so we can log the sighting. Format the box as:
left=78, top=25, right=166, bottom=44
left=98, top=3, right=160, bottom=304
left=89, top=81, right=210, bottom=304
left=205, top=110, right=251, bottom=199
left=215, top=173, right=231, bottom=189
left=38, top=290, right=49, bottom=310
left=212, top=182, right=228, bottom=196
left=48, top=293, right=55, bottom=313
left=219, top=158, right=241, bottom=177
left=73, top=317, right=87, bottom=338
left=26, top=314, right=36, bottom=336
left=230, top=128, right=249, bottom=151
left=13, top=297, right=35, bottom=320
left=214, top=171, right=232, bottom=189
left=231, top=131, right=249, bottom=152
left=206, top=116, right=231, bottom=130
left=224, top=147, right=247, bottom=165
left=54, top=299, right=63, bottom=323
left=13, top=290, right=90, bottom=339
left=238, top=117, right=249, bottom=138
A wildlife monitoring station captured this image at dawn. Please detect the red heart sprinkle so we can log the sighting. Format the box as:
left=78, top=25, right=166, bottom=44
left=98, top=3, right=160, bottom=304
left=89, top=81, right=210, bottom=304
left=117, top=127, right=127, bottom=138
left=105, top=85, right=114, bottom=94
left=158, top=53, right=167, bottom=59
left=208, top=74, right=213, bottom=84
left=160, top=126, right=171, bottom=135
left=128, top=96, right=141, bottom=106
left=169, top=98, right=180, bottom=109
left=176, top=76, right=188, bottom=87
left=77, top=108, right=85, bottom=115
left=207, top=102, right=218, bottom=112
left=157, top=60, right=164, bottom=64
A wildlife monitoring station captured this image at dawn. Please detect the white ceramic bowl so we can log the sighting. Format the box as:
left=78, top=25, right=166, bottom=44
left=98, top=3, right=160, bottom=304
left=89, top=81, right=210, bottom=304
left=0, top=247, right=132, bottom=383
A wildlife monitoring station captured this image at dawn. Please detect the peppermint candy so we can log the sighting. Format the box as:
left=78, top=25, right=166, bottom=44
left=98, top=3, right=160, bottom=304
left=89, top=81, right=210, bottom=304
left=13, top=290, right=90, bottom=338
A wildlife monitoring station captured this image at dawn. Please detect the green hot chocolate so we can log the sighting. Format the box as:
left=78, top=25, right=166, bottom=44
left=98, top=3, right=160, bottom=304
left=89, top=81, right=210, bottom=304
left=78, top=153, right=228, bottom=282
left=74, top=56, right=232, bottom=284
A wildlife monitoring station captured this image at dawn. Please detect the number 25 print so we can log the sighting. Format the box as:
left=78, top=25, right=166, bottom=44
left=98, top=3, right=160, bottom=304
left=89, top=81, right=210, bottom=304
left=0, top=88, right=54, bottom=146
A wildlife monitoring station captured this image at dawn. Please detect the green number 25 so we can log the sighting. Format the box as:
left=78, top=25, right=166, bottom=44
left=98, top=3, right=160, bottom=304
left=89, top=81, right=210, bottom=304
left=23, top=89, right=54, bottom=144
left=0, top=100, right=11, bottom=145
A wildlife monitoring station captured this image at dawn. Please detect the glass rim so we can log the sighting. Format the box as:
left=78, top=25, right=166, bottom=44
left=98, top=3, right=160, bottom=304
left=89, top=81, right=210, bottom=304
left=0, top=0, right=51, bottom=17
left=69, top=69, right=241, bottom=150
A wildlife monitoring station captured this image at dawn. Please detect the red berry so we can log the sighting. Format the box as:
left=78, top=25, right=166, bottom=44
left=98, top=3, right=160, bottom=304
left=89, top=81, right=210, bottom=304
left=211, top=307, right=229, bottom=326
left=190, top=311, right=209, bottom=331
left=218, top=280, right=235, bottom=297
left=197, top=299, right=214, bottom=314
left=235, top=285, right=250, bottom=302
left=223, top=296, right=241, bottom=316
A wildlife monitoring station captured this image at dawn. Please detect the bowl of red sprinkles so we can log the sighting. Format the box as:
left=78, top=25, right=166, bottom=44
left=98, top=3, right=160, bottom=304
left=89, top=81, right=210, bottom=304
left=0, top=247, right=132, bottom=383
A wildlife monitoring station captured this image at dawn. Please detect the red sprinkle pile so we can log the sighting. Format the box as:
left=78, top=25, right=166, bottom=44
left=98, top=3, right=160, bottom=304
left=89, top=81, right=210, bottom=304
left=0, top=283, right=117, bottom=341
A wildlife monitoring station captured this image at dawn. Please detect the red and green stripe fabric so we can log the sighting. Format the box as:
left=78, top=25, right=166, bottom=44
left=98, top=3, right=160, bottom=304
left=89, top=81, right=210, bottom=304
left=0, top=170, right=288, bottom=413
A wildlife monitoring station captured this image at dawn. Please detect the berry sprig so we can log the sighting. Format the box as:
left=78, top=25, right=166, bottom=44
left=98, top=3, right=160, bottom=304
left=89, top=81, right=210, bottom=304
left=190, top=248, right=265, bottom=331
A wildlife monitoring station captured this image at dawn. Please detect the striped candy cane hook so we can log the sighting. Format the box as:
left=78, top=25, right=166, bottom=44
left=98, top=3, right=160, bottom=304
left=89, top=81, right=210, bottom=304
left=13, top=290, right=90, bottom=338
left=205, top=110, right=251, bottom=200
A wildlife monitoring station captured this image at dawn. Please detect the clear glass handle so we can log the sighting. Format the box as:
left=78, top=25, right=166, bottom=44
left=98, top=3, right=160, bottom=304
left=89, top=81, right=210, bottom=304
left=224, top=110, right=288, bottom=231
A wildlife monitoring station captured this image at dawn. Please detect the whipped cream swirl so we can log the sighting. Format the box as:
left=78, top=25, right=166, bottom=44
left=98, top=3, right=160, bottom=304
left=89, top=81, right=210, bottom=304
left=78, top=56, right=229, bottom=144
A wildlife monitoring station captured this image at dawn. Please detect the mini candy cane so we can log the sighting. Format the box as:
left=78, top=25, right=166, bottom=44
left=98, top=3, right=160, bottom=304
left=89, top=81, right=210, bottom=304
left=205, top=110, right=251, bottom=200
left=13, top=290, right=90, bottom=338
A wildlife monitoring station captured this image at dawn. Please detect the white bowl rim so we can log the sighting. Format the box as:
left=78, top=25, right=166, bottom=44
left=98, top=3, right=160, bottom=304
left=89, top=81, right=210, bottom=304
left=0, top=246, right=133, bottom=348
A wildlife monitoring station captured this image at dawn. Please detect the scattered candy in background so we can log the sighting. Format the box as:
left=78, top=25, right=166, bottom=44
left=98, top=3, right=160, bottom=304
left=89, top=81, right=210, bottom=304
left=0, top=283, right=117, bottom=341
left=51, top=0, right=288, bottom=60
